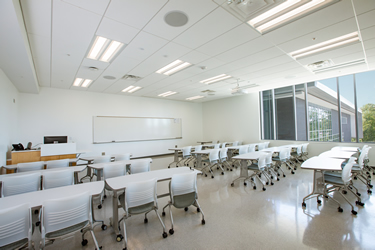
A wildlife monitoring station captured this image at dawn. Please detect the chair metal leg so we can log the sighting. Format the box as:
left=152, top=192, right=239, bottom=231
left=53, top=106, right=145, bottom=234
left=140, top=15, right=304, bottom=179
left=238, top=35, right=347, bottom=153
left=154, top=209, right=167, bottom=235
left=89, top=229, right=100, bottom=250
left=122, top=217, right=128, bottom=250
left=168, top=204, right=174, bottom=232
left=193, top=200, right=205, bottom=224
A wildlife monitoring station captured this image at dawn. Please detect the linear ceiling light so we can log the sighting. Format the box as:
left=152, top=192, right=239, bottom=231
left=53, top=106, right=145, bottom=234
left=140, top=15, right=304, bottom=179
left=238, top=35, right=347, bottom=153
left=81, top=79, right=93, bottom=88
left=122, top=86, right=142, bottom=93
left=290, top=32, right=359, bottom=59
left=186, top=96, right=205, bottom=100
left=248, top=0, right=334, bottom=34
left=156, top=60, right=192, bottom=75
left=73, top=78, right=84, bottom=87
left=158, top=91, right=177, bottom=97
left=200, top=74, right=232, bottom=84
left=87, top=36, right=124, bottom=62
left=309, top=59, right=366, bottom=73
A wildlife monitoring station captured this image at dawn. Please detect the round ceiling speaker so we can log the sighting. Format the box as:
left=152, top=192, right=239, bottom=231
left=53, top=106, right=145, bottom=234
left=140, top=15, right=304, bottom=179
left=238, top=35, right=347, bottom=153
left=164, top=11, right=188, bottom=27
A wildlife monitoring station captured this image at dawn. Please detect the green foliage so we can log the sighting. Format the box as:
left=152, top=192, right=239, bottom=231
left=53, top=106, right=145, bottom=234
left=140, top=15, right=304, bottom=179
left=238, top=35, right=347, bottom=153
left=361, top=103, right=375, bottom=142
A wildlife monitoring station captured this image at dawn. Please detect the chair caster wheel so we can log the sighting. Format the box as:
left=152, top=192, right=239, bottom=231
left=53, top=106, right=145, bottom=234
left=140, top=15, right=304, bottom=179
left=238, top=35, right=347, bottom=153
left=354, top=177, right=357, bottom=180
left=369, top=184, right=373, bottom=188
left=351, top=210, right=357, bottom=215
left=317, top=200, right=321, bottom=204
left=291, top=171, right=295, bottom=174
left=162, top=212, right=166, bottom=216
left=338, top=207, right=343, bottom=213
left=230, top=169, right=233, bottom=171
left=169, top=229, right=174, bottom=235
left=98, top=204, right=102, bottom=209
left=368, top=190, right=372, bottom=194
left=197, top=208, right=200, bottom=212
left=211, top=176, right=214, bottom=179
left=302, top=202, right=306, bottom=208
left=356, top=201, right=364, bottom=206
left=271, top=182, right=274, bottom=185
left=101, top=224, right=107, bottom=230
left=163, top=232, right=168, bottom=238
left=277, top=174, right=280, bottom=176
left=277, top=178, right=280, bottom=181
left=271, top=176, right=274, bottom=179
left=202, top=219, right=205, bottom=225
left=262, top=187, right=266, bottom=191
left=244, top=182, right=247, bottom=186
left=96, top=246, right=102, bottom=250
left=104, top=195, right=107, bottom=198
left=342, top=190, right=347, bottom=194
left=253, top=186, right=256, bottom=190
left=184, top=207, right=188, bottom=211
left=82, top=239, right=88, bottom=246
left=144, top=218, right=148, bottom=223
left=294, top=168, right=297, bottom=170
left=231, top=183, right=234, bottom=187
left=123, top=248, right=127, bottom=250
left=168, top=166, right=170, bottom=168
left=266, top=182, right=269, bottom=185
left=251, top=178, right=254, bottom=181
left=205, top=174, right=207, bottom=177
left=283, top=175, right=286, bottom=177
left=221, top=172, right=224, bottom=175
left=356, top=192, right=361, bottom=196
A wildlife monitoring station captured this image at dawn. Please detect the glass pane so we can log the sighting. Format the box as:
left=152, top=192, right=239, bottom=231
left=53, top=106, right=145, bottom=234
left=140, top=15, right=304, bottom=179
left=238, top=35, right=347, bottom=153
left=338, top=75, right=356, bottom=142
left=295, top=83, right=307, bottom=141
left=355, top=70, right=375, bottom=143
left=307, top=78, right=340, bottom=142
left=275, top=86, right=295, bottom=140
left=262, top=90, right=274, bottom=140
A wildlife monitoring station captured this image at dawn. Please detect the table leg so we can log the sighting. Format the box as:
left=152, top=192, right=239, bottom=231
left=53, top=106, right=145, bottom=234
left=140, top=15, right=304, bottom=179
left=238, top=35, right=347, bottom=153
left=97, top=169, right=102, bottom=181
left=168, top=150, right=179, bottom=168
left=80, top=165, right=92, bottom=182
left=74, top=172, right=78, bottom=184
left=197, top=154, right=202, bottom=170
left=112, top=190, right=120, bottom=235
left=231, top=159, right=248, bottom=186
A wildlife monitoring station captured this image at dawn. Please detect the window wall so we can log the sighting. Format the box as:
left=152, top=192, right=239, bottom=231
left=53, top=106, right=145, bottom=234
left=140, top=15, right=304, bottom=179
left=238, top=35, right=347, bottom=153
left=260, top=70, right=374, bottom=143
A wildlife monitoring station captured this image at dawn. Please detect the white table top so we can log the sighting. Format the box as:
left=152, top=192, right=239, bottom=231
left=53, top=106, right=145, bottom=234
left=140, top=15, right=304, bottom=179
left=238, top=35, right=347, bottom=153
left=192, top=149, right=214, bottom=155
left=105, top=167, right=201, bottom=191
left=261, top=146, right=286, bottom=153
left=319, top=150, right=356, bottom=159
left=0, top=181, right=104, bottom=210
left=0, top=166, right=87, bottom=181
left=301, top=156, right=345, bottom=171
left=3, top=158, right=79, bottom=170
left=331, top=146, right=359, bottom=152
left=88, top=158, right=152, bottom=170
left=232, top=151, right=268, bottom=160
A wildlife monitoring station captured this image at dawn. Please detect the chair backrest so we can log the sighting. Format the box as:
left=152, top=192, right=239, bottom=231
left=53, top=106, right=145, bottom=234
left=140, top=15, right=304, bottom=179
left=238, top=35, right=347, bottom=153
left=182, top=146, right=192, bottom=157
left=0, top=203, right=31, bottom=248
left=264, top=142, right=270, bottom=148
left=42, top=168, right=74, bottom=189
left=130, top=159, right=150, bottom=174
left=112, top=153, right=131, bottom=161
left=42, top=192, right=91, bottom=236
left=285, top=147, right=291, bottom=159
left=257, top=154, right=267, bottom=170
left=209, top=149, right=220, bottom=162
left=46, top=159, right=69, bottom=169
left=92, top=155, right=112, bottom=164
left=357, top=148, right=366, bottom=169
left=194, top=145, right=202, bottom=151
left=278, top=147, right=288, bottom=161
left=302, top=143, right=309, bottom=154
left=103, top=162, right=126, bottom=180
left=247, top=144, right=256, bottom=153
left=296, top=145, right=302, bottom=155
left=348, top=157, right=356, bottom=164
left=213, top=144, right=220, bottom=149
left=125, top=178, right=157, bottom=211
left=342, top=161, right=354, bottom=184
left=238, top=145, right=248, bottom=155
left=219, top=148, right=228, bottom=160
left=265, top=152, right=273, bottom=166
left=2, top=173, right=41, bottom=197
left=221, top=142, right=227, bottom=148
left=257, top=143, right=266, bottom=151
left=232, top=141, right=239, bottom=146
left=17, top=161, right=44, bottom=172
left=170, top=172, right=197, bottom=204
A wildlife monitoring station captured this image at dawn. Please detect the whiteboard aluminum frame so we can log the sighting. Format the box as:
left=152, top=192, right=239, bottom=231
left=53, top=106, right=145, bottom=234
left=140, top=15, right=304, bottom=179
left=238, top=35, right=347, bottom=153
left=92, top=116, right=182, bottom=144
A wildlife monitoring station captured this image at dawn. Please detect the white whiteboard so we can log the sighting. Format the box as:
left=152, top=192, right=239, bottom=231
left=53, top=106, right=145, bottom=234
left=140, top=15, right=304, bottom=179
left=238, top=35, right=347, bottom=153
left=93, top=116, right=182, bottom=143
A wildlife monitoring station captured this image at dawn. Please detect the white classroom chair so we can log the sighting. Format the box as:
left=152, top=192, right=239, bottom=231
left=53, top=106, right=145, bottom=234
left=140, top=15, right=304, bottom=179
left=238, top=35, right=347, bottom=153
left=130, top=159, right=150, bottom=174
left=17, top=161, right=44, bottom=172
left=46, top=159, right=69, bottom=169
left=112, top=153, right=131, bottom=161
left=2, top=173, right=41, bottom=197
left=42, top=168, right=74, bottom=189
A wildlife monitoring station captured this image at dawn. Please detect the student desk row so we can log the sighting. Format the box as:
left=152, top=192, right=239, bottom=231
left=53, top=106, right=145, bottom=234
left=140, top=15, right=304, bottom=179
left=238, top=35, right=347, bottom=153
left=2, top=158, right=79, bottom=172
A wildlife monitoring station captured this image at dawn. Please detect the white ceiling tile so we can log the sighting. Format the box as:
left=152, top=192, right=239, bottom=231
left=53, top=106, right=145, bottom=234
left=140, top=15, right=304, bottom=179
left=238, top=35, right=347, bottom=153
left=21, top=0, right=51, bottom=37
left=195, top=24, right=261, bottom=57
left=143, top=0, right=217, bottom=40
left=173, top=7, right=242, bottom=49
left=96, top=17, right=140, bottom=44
left=61, top=0, right=110, bottom=15
left=363, top=38, right=375, bottom=51
left=179, top=50, right=211, bottom=65
left=105, top=0, right=168, bottom=30
left=227, top=47, right=285, bottom=69
left=352, top=0, right=375, bottom=15
left=86, top=78, right=114, bottom=92
left=28, top=34, right=50, bottom=87
left=361, top=25, right=375, bottom=41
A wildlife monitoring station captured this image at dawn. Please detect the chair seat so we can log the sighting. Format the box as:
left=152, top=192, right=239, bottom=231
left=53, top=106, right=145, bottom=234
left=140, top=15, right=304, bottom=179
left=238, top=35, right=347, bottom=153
left=324, top=171, right=341, bottom=178
left=0, top=238, right=29, bottom=250
left=46, top=221, right=89, bottom=238
left=324, top=175, right=344, bottom=185
left=173, top=192, right=196, bottom=209
left=247, top=164, right=261, bottom=171
left=119, top=195, right=154, bottom=215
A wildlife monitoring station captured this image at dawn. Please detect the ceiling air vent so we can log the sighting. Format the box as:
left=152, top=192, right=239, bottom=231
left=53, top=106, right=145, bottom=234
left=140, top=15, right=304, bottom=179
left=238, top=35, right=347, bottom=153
left=307, top=59, right=366, bottom=73
left=201, top=89, right=216, bottom=96
left=121, top=74, right=142, bottom=81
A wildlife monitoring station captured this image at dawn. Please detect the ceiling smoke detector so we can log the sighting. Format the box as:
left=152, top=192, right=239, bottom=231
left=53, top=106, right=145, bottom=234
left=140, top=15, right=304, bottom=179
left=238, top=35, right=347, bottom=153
left=307, top=60, right=333, bottom=70
left=121, top=74, right=142, bottom=81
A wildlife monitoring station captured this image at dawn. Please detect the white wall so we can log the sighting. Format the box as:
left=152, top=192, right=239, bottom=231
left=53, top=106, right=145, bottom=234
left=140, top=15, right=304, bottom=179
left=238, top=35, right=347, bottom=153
left=202, top=93, right=260, bottom=144
left=0, top=69, right=19, bottom=167
left=17, top=88, right=203, bottom=158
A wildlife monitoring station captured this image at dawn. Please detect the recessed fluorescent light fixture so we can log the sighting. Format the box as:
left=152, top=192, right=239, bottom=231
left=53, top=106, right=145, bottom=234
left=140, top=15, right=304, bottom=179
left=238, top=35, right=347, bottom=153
left=290, top=32, right=360, bottom=59
left=158, top=91, right=177, bottom=97
left=156, top=60, right=192, bottom=75
left=200, top=74, right=232, bottom=84
left=122, top=86, right=142, bottom=93
left=186, top=96, right=205, bottom=100
left=87, top=36, right=124, bottom=62
left=308, top=59, right=366, bottom=73
left=73, top=78, right=84, bottom=87
left=247, top=0, right=338, bottom=34
left=81, top=79, right=93, bottom=88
